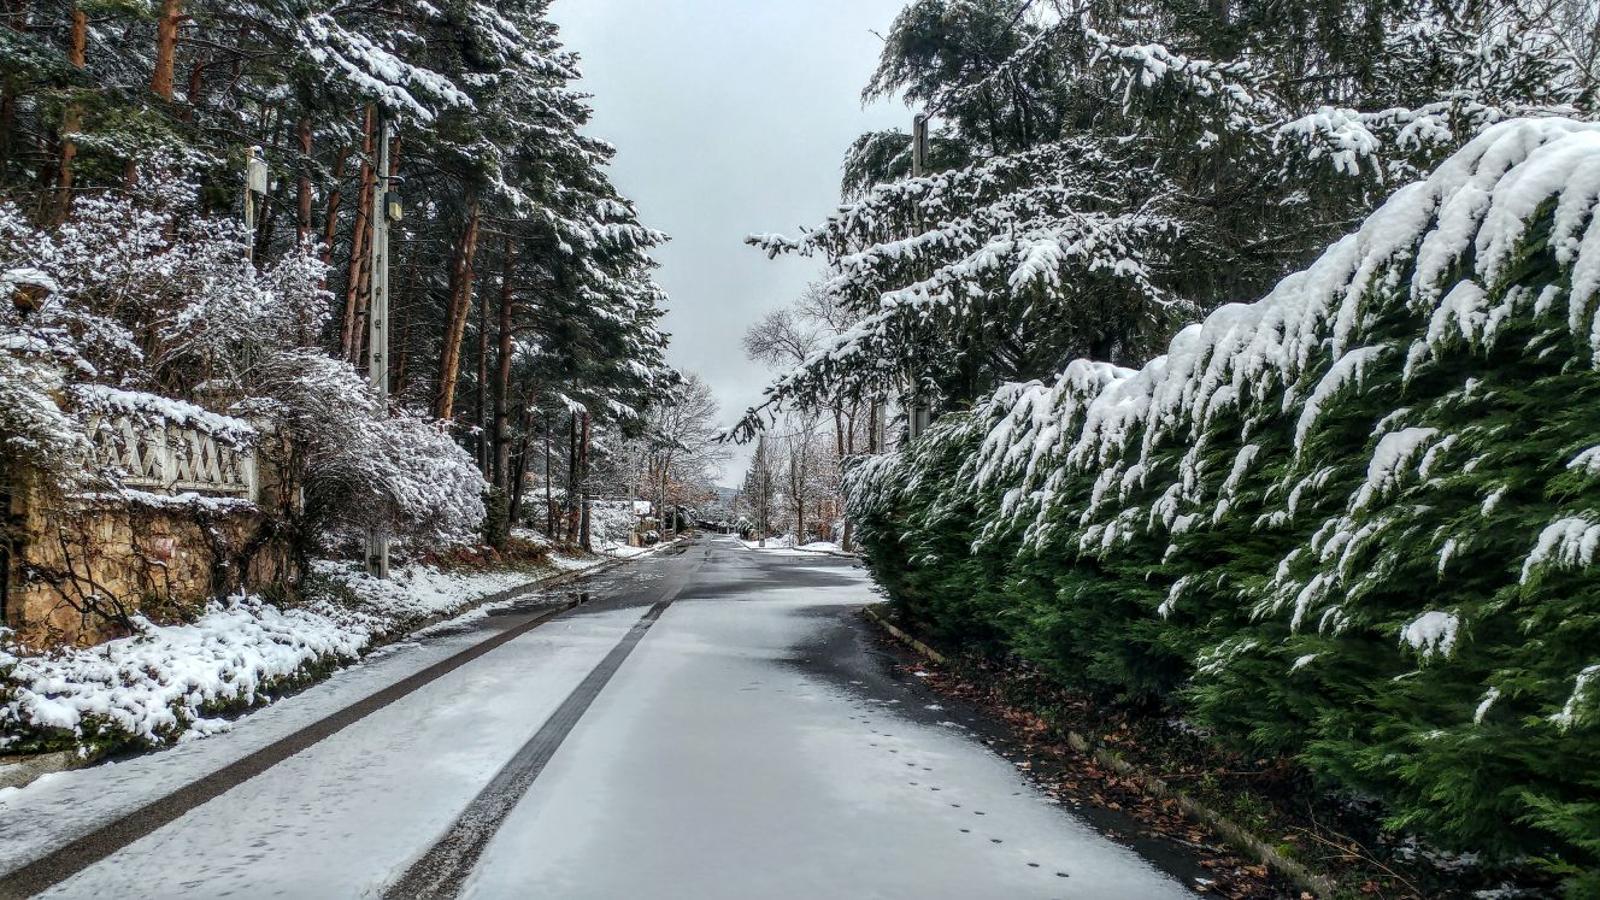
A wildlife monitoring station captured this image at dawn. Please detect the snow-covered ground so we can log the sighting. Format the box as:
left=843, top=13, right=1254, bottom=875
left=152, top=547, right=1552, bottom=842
left=2, top=536, right=1190, bottom=897
left=738, top=535, right=849, bottom=556
left=0, top=552, right=612, bottom=754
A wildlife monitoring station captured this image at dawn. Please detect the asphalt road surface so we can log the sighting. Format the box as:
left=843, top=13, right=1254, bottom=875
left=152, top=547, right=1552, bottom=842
left=0, top=534, right=1195, bottom=899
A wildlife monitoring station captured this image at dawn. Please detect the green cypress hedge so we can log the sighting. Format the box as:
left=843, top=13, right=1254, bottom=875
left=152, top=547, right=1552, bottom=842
left=846, top=118, right=1600, bottom=891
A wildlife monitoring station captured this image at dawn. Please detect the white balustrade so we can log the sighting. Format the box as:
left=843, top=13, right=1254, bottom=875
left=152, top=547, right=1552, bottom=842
left=86, top=414, right=257, bottom=500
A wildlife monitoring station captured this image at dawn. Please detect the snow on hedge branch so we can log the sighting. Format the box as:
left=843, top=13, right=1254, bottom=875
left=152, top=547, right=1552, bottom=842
left=844, top=116, right=1600, bottom=874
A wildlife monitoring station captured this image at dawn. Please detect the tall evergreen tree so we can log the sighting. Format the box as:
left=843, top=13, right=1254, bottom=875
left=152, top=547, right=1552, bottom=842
left=738, top=0, right=1590, bottom=436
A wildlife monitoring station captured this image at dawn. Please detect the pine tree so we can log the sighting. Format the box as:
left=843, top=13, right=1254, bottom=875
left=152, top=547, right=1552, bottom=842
left=739, top=0, right=1590, bottom=434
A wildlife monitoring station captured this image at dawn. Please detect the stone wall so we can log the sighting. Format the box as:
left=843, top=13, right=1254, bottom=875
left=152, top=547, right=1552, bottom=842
left=1, top=444, right=299, bottom=648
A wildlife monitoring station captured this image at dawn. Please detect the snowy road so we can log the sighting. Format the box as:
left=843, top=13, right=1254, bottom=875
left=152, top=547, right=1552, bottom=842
left=1, top=535, right=1194, bottom=899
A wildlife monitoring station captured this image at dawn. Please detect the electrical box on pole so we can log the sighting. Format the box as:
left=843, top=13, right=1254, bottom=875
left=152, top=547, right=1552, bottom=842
left=243, top=146, right=267, bottom=261
left=366, top=119, right=393, bottom=579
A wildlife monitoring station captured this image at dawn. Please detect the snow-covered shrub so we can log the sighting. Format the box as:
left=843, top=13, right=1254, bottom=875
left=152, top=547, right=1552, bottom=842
left=0, top=170, right=325, bottom=491
left=586, top=499, right=644, bottom=549
left=0, top=342, right=89, bottom=488
left=0, top=561, right=544, bottom=752
left=846, top=118, right=1600, bottom=885
left=0, top=168, right=483, bottom=552
left=247, top=351, right=486, bottom=548
left=0, top=171, right=327, bottom=399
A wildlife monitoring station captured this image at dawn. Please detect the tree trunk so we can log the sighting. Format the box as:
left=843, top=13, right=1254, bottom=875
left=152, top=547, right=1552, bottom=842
left=296, top=115, right=313, bottom=242
left=565, top=413, right=580, bottom=541
left=50, top=6, right=86, bottom=225
left=578, top=411, right=592, bottom=552
left=790, top=456, right=805, bottom=542
left=508, top=405, right=533, bottom=524
left=179, top=52, right=206, bottom=121
left=0, top=0, right=30, bottom=171
left=475, top=272, right=489, bottom=474
left=339, top=107, right=375, bottom=362
left=319, top=147, right=348, bottom=269
left=392, top=259, right=418, bottom=395
left=544, top=418, right=555, bottom=537
left=492, top=239, right=515, bottom=491
left=433, top=194, right=481, bottom=421
left=150, top=0, right=182, bottom=100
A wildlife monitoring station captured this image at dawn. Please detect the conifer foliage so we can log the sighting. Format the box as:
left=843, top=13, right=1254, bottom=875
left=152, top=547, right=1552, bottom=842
left=740, top=0, right=1591, bottom=433
left=846, top=118, right=1600, bottom=888
left=0, top=0, right=673, bottom=550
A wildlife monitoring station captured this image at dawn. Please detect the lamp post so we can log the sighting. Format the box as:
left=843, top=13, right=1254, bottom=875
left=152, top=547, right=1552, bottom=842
left=907, top=113, right=933, bottom=441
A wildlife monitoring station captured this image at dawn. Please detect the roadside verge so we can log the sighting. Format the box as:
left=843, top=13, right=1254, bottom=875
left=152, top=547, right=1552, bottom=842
left=0, top=542, right=673, bottom=790
left=862, top=604, right=1338, bottom=898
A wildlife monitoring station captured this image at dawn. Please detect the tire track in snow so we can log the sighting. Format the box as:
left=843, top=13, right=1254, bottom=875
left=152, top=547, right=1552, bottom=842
left=0, top=592, right=591, bottom=900
left=384, top=560, right=697, bottom=900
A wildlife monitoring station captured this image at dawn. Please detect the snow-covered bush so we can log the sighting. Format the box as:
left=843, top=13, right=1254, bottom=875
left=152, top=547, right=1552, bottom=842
left=847, top=118, right=1600, bottom=886
left=0, top=561, right=544, bottom=752
left=0, top=172, right=327, bottom=400
left=585, top=499, right=644, bottom=549
left=247, top=351, right=486, bottom=548
left=0, top=169, right=484, bottom=552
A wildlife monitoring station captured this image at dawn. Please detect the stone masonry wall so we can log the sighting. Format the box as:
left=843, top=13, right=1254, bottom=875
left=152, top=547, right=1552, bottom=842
left=1, top=448, right=298, bottom=648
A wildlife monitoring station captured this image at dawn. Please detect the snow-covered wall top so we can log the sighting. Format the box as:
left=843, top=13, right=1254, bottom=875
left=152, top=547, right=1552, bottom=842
left=76, top=384, right=257, bottom=449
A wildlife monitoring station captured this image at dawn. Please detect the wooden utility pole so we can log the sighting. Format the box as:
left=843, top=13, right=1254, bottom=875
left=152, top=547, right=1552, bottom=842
left=366, top=116, right=394, bottom=578
left=907, top=112, right=932, bottom=442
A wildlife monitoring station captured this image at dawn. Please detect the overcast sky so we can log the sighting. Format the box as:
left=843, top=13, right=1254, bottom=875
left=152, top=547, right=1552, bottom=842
left=550, top=0, right=908, bottom=483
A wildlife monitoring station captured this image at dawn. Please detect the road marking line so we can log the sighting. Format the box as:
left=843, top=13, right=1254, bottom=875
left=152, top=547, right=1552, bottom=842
left=384, top=569, right=692, bottom=899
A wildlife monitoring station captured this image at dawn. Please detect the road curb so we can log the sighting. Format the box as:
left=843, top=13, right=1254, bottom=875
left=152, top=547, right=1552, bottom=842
left=861, top=603, right=1338, bottom=899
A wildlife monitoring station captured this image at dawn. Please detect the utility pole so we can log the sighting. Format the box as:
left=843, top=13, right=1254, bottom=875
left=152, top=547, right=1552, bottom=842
left=243, top=147, right=268, bottom=262
left=366, top=117, right=396, bottom=578
left=906, top=113, right=933, bottom=441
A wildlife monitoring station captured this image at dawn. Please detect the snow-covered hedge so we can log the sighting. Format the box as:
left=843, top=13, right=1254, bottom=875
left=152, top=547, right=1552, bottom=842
left=845, top=118, right=1600, bottom=887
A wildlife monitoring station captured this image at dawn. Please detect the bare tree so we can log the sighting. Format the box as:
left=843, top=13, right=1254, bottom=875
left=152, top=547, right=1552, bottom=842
left=645, top=373, right=729, bottom=536
left=744, top=283, right=869, bottom=548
